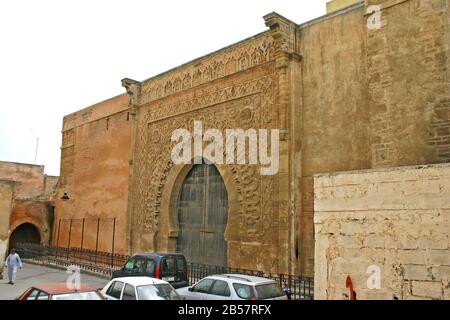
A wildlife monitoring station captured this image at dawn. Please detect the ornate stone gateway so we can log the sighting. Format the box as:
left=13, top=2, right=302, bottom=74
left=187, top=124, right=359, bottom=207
left=122, top=13, right=304, bottom=275
left=176, top=163, right=228, bottom=267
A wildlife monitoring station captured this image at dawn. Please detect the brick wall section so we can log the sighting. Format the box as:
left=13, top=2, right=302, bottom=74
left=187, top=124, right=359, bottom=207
left=366, top=0, right=450, bottom=167
left=314, top=163, right=450, bottom=300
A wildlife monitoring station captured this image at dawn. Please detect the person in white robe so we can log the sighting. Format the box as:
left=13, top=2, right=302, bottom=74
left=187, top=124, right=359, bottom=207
left=4, top=249, right=22, bottom=285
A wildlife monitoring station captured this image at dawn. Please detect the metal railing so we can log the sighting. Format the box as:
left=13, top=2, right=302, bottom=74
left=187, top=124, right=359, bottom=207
left=15, top=243, right=129, bottom=275
left=15, top=243, right=314, bottom=300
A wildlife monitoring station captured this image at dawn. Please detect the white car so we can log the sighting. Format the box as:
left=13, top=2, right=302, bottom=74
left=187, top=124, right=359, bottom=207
left=176, top=274, right=288, bottom=300
left=101, top=276, right=181, bottom=300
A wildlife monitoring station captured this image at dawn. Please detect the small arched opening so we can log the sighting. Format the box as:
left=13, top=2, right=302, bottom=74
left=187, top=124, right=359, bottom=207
left=8, top=223, right=41, bottom=252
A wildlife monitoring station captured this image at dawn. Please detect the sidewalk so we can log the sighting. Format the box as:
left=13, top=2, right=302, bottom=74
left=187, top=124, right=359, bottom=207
left=0, top=262, right=109, bottom=300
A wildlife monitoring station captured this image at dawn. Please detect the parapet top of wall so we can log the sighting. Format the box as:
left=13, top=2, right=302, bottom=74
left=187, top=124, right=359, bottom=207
left=0, top=161, right=44, bottom=172
left=0, top=161, right=59, bottom=201
left=0, top=161, right=45, bottom=187
left=314, top=163, right=450, bottom=213
left=299, top=0, right=364, bottom=29
left=63, top=93, right=130, bottom=132
left=314, top=162, right=450, bottom=179
left=326, top=0, right=363, bottom=14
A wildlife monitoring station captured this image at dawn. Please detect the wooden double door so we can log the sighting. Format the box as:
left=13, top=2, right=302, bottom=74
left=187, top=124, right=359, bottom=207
left=176, top=164, right=228, bottom=267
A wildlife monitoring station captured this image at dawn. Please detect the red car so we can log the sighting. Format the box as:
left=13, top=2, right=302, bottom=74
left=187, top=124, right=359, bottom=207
left=17, top=283, right=105, bottom=300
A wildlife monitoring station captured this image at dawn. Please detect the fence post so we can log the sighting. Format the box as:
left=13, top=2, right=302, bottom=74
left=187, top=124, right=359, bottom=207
left=111, top=218, right=116, bottom=267
left=95, top=218, right=100, bottom=264
left=80, top=218, right=85, bottom=251
left=56, top=219, right=61, bottom=258
left=67, top=219, right=73, bottom=260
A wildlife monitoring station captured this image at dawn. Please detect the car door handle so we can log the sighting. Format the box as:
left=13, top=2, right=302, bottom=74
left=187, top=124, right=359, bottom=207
left=199, top=230, right=215, bottom=234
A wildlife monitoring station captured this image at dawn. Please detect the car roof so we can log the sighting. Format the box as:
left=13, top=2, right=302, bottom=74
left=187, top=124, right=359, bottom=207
left=111, top=276, right=169, bottom=286
left=32, top=283, right=98, bottom=295
left=209, top=274, right=276, bottom=285
left=132, top=252, right=185, bottom=258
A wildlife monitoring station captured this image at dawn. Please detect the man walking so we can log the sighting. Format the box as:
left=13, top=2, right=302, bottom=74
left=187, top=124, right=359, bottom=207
left=4, top=249, right=22, bottom=285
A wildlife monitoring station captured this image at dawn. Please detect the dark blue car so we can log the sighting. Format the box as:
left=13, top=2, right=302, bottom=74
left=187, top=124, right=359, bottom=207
left=112, top=253, right=189, bottom=289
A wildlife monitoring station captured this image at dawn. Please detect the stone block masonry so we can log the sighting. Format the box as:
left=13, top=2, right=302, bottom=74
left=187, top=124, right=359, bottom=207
left=314, top=163, right=450, bottom=300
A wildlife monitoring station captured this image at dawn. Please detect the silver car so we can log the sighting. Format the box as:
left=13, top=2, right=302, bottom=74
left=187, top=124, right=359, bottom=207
left=101, top=276, right=181, bottom=300
left=177, top=274, right=288, bottom=300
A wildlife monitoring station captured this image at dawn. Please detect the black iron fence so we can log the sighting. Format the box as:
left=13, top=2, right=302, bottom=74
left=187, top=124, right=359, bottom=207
left=15, top=243, right=128, bottom=275
left=15, top=243, right=314, bottom=300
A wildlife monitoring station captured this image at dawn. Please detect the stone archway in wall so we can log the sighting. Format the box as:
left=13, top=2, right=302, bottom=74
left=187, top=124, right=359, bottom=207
left=175, top=162, right=228, bottom=267
left=156, top=160, right=240, bottom=267
left=8, top=223, right=41, bottom=252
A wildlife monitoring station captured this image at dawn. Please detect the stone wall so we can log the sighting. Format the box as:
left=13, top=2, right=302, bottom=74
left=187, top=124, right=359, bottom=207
left=303, top=0, right=450, bottom=277
left=55, top=0, right=449, bottom=276
left=314, top=163, right=450, bottom=300
left=0, top=162, right=57, bottom=253
left=55, top=93, right=131, bottom=254
left=128, top=28, right=291, bottom=273
left=0, top=181, right=14, bottom=278
left=366, top=0, right=450, bottom=167
left=298, top=2, right=370, bottom=276
left=0, top=161, right=45, bottom=199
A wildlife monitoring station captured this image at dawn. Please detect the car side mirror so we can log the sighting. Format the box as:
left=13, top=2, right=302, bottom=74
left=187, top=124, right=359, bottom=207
left=188, top=287, right=193, bottom=292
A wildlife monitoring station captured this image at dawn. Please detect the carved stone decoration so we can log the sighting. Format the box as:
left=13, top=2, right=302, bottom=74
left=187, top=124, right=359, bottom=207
left=139, top=33, right=275, bottom=105
left=121, top=78, right=142, bottom=106
left=132, top=66, right=278, bottom=242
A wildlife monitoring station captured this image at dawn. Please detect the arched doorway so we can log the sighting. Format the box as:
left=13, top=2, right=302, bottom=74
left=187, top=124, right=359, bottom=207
left=8, top=223, right=41, bottom=252
left=176, top=163, right=228, bottom=267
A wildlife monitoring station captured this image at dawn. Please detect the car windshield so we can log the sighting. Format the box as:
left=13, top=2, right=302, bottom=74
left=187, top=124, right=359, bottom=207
left=52, top=291, right=104, bottom=300
left=255, top=283, right=285, bottom=299
left=136, top=284, right=181, bottom=300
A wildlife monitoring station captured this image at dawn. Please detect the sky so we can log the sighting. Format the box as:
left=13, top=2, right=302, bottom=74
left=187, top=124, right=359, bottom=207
left=0, top=0, right=328, bottom=176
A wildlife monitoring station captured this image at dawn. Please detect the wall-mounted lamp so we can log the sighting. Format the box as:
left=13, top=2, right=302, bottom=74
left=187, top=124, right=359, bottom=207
left=61, top=192, right=70, bottom=201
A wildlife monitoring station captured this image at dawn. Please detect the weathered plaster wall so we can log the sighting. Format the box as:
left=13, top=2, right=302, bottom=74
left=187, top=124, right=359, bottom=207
left=0, top=181, right=14, bottom=278
left=298, top=4, right=370, bottom=276
left=0, top=162, right=57, bottom=252
left=314, top=163, right=450, bottom=300
left=0, top=161, right=45, bottom=199
left=298, top=0, right=449, bottom=278
left=44, top=175, right=58, bottom=198
left=56, top=93, right=130, bottom=254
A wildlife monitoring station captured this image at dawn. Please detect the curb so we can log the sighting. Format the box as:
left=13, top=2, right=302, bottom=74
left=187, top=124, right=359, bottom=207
left=23, top=259, right=112, bottom=281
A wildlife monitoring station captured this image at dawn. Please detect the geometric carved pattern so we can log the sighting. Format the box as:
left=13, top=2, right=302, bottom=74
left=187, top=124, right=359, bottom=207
left=139, top=33, right=275, bottom=106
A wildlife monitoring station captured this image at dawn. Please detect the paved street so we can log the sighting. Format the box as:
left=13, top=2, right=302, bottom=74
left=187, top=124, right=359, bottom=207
left=0, top=263, right=110, bottom=300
